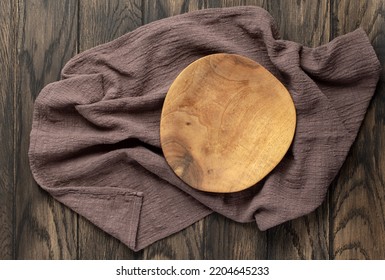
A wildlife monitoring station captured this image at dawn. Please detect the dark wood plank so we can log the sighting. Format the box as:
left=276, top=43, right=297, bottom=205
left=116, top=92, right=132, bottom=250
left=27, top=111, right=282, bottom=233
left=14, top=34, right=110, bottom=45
left=142, top=222, right=205, bottom=259
left=78, top=218, right=137, bottom=259
left=0, top=0, right=16, bottom=260
left=77, top=0, right=142, bottom=259
left=203, top=214, right=267, bottom=259
left=264, top=0, right=331, bottom=259
left=15, top=0, right=78, bottom=259
left=331, top=0, right=385, bottom=260
left=79, top=0, right=142, bottom=47
left=143, top=0, right=265, bottom=23
left=265, top=0, right=330, bottom=46
left=142, top=0, right=191, bottom=23
left=267, top=205, right=329, bottom=259
left=189, top=0, right=264, bottom=10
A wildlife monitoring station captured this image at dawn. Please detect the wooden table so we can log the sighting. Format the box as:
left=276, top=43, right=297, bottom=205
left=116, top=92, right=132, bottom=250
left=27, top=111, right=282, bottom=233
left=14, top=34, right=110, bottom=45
left=1, top=0, right=384, bottom=260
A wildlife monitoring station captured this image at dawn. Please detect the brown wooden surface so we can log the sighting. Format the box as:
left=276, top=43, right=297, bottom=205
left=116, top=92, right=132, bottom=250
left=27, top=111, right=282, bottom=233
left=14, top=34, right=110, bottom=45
left=0, top=0, right=15, bottom=259
left=14, top=0, right=78, bottom=259
left=1, top=0, right=384, bottom=260
left=160, top=53, right=296, bottom=193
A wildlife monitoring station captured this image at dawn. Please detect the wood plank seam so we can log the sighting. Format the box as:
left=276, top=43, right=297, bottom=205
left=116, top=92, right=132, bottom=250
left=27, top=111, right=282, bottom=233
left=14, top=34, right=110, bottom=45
left=12, top=0, right=19, bottom=260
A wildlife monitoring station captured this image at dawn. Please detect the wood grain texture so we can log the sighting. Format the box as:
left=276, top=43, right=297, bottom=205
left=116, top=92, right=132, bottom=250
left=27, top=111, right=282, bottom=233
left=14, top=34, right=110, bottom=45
left=143, top=0, right=265, bottom=23
left=190, top=0, right=265, bottom=10
left=265, top=0, right=330, bottom=46
left=142, top=221, right=205, bottom=259
left=331, top=0, right=385, bottom=259
left=14, top=0, right=78, bottom=259
left=143, top=0, right=191, bottom=23
left=267, top=206, right=330, bottom=259
left=161, top=54, right=296, bottom=193
left=77, top=0, right=142, bottom=260
left=0, top=0, right=16, bottom=260
left=203, top=214, right=266, bottom=259
left=79, top=0, right=142, bottom=48
left=1, top=0, right=384, bottom=260
left=264, top=0, right=331, bottom=259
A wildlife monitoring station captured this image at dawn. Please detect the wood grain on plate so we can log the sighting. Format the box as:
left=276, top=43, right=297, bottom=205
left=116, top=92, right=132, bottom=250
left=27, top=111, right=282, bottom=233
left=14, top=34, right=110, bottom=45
left=160, top=53, right=296, bottom=193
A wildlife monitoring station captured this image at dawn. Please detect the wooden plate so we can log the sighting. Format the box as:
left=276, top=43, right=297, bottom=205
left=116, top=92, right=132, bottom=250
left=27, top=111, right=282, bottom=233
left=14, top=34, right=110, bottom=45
left=160, top=53, right=296, bottom=193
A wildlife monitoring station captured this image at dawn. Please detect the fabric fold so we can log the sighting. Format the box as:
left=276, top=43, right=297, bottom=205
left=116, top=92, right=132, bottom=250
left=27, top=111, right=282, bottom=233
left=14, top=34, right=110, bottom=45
left=29, top=6, right=381, bottom=251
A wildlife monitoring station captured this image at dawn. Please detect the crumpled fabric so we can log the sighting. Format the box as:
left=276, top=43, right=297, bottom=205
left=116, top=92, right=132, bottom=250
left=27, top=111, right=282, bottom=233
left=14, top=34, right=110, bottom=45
left=29, top=6, right=381, bottom=251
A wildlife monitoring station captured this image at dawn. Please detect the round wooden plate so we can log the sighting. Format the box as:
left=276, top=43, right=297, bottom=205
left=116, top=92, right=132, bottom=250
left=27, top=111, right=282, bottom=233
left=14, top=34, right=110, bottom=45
left=160, top=53, right=296, bottom=193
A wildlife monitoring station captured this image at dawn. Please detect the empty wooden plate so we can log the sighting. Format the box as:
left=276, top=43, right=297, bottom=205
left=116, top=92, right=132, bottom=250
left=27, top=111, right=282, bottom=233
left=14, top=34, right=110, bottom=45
left=160, top=53, right=296, bottom=193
